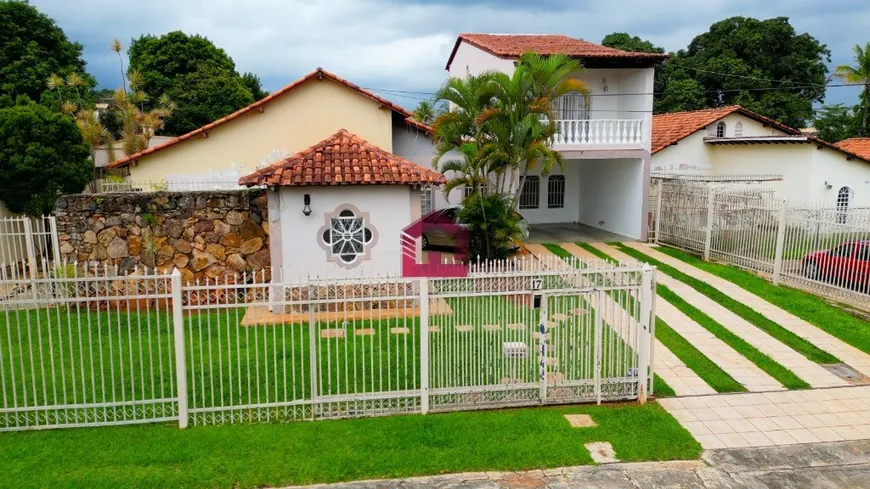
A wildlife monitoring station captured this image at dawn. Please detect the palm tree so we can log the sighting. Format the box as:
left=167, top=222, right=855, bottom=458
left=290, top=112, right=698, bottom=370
left=66, top=72, right=85, bottom=105
left=835, top=42, right=870, bottom=131
left=438, top=143, right=490, bottom=201
left=111, top=39, right=128, bottom=95
left=46, top=73, right=66, bottom=105
left=413, top=100, right=436, bottom=125
left=431, top=74, right=497, bottom=165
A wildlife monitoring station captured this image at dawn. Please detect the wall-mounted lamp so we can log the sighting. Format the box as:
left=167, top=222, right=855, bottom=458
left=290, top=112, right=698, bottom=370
left=302, top=193, right=312, bottom=216
left=601, top=77, right=609, bottom=93
left=824, top=181, right=833, bottom=190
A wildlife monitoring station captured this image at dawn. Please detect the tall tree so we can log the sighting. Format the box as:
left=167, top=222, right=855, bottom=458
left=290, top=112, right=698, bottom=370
left=0, top=96, right=91, bottom=216
left=657, top=17, right=830, bottom=128
left=601, top=33, right=665, bottom=54
left=128, top=31, right=254, bottom=135
left=240, top=72, right=269, bottom=101
left=0, top=1, right=95, bottom=103
left=834, top=42, right=870, bottom=132
left=813, top=104, right=855, bottom=143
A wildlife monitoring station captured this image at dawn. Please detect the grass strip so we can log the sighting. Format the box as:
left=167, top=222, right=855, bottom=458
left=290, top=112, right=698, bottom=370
left=543, top=244, right=743, bottom=393
left=657, top=245, right=870, bottom=358
left=610, top=243, right=840, bottom=366
left=0, top=404, right=701, bottom=489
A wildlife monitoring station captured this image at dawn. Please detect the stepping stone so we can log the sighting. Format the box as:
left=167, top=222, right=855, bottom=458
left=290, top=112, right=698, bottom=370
left=456, top=325, right=473, bottom=332
left=571, top=308, right=587, bottom=315
left=506, top=323, right=527, bottom=330
left=483, top=324, right=501, bottom=332
left=546, top=321, right=560, bottom=329
left=354, top=328, right=375, bottom=336
left=551, top=313, right=570, bottom=321
left=428, top=326, right=440, bottom=333
left=546, top=372, right=563, bottom=383
left=501, top=377, right=523, bottom=384
left=534, top=332, right=551, bottom=340
left=390, top=327, right=410, bottom=334
left=320, top=329, right=345, bottom=339
left=585, top=441, right=619, bottom=464
left=546, top=357, right=559, bottom=366
left=564, top=414, right=597, bottom=428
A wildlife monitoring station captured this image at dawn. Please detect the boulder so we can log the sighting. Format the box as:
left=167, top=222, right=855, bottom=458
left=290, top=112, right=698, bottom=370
left=205, top=243, right=226, bottom=261
left=227, top=253, right=247, bottom=272
left=59, top=241, right=75, bottom=255
left=174, top=241, right=193, bottom=254
left=156, top=245, right=175, bottom=265
left=83, top=230, right=98, bottom=244
left=178, top=267, right=195, bottom=284
left=245, top=248, right=270, bottom=271
left=97, top=228, right=117, bottom=247
left=193, top=220, right=214, bottom=233
left=213, top=219, right=232, bottom=236
left=128, top=235, right=142, bottom=256
left=220, top=233, right=242, bottom=248
left=226, top=211, right=244, bottom=225
left=240, top=220, right=265, bottom=240
left=106, top=236, right=128, bottom=259
left=240, top=237, right=263, bottom=255
left=191, top=250, right=217, bottom=272
left=173, top=254, right=189, bottom=268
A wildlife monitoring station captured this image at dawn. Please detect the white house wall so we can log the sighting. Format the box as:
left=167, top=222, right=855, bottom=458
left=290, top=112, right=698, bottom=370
left=272, top=186, right=414, bottom=280
left=577, top=158, right=644, bottom=239
left=809, top=148, right=870, bottom=207
left=448, top=42, right=516, bottom=79
left=518, top=164, right=582, bottom=224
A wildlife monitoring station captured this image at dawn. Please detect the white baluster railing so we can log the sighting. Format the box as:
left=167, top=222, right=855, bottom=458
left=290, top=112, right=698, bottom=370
left=552, top=119, right=644, bottom=146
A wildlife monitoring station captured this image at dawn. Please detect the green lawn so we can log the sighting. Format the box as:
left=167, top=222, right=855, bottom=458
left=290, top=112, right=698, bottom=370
left=610, top=243, right=840, bottom=365
left=543, top=244, right=736, bottom=393
left=0, top=403, right=700, bottom=489
left=657, top=246, right=870, bottom=357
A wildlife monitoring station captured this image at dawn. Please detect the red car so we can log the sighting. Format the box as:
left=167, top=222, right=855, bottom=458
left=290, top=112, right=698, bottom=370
left=802, top=240, right=870, bottom=293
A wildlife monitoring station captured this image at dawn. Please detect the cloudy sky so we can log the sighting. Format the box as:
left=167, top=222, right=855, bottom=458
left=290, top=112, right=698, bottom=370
left=32, top=0, right=870, bottom=110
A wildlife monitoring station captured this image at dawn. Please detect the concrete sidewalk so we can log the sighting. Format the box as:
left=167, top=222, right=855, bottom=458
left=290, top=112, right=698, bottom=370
left=280, top=440, right=870, bottom=489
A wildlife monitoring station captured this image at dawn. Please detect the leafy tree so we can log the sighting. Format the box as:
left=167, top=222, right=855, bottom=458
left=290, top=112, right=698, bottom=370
left=0, top=96, right=91, bottom=215
left=128, top=31, right=253, bottom=134
left=457, top=192, right=525, bottom=262
left=655, top=78, right=706, bottom=113
left=657, top=17, right=830, bottom=128
left=241, top=72, right=269, bottom=101
left=601, top=33, right=665, bottom=54
left=413, top=100, right=437, bottom=125
left=813, top=104, right=856, bottom=142
left=834, top=42, right=870, bottom=132
left=0, top=1, right=95, bottom=102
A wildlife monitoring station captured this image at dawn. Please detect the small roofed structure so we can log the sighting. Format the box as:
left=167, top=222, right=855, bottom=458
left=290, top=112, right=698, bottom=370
left=245, top=129, right=445, bottom=280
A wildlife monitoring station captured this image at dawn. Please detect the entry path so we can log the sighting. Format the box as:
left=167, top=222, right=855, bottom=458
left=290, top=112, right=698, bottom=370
left=593, top=243, right=847, bottom=389
left=622, top=242, right=870, bottom=380
left=563, top=243, right=783, bottom=393
left=525, top=244, right=715, bottom=397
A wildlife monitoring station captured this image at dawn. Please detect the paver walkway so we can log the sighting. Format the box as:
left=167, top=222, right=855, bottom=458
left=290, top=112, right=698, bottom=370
left=593, top=243, right=847, bottom=389
left=624, top=242, right=870, bottom=380
left=280, top=440, right=870, bottom=489
left=659, top=385, right=870, bottom=449
left=563, top=243, right=784, bottom=393
left=525, top=244, right=715, bottom=397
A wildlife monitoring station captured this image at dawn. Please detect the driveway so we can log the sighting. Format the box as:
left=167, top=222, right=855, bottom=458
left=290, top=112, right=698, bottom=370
left=527, top=223, right=630, bottom=244
left=280, top=440, right=870, bottom=489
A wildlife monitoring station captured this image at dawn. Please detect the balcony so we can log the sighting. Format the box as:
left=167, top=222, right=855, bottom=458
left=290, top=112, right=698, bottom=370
left=551, top=119, right=645, bottom=148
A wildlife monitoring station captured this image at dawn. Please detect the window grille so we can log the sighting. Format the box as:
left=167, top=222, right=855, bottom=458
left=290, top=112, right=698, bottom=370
left=519, top=176, right=540, bottom=209
left=548, top=175, right=565, bottom=208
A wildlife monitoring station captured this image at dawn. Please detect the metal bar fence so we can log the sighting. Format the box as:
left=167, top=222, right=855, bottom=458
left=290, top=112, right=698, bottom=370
left=0, top=258, right=654, bottom=431
left=653, top=181, right=870, bottom=310
left=0, top=216, right=58, bottom=282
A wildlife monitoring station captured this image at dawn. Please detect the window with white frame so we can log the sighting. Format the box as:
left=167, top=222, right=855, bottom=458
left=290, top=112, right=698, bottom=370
left=716, top=121, right=727, bottom=138
left=421, top=187, right=434, bottom=215
left=318, top=206, right=377, bottom=268
left=519, top=176, right=540, bottom=209
left=734, top=121, right=743, bottom=137
left=837, top=186, right=852, bottom=224
left=548, top=175, right=565, bottom=208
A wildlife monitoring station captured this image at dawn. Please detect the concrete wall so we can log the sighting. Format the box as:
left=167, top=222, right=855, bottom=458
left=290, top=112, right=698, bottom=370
left=127, top=78, right=395, bottom=183
left=273, top=186, right=415, bottom=279
left=94, top=136, right=174, bottom=169
left=390, top=116, right=459, bottom=212
left=448, top=41, right=516, bottom=79
left=809, top=148, right=870, bottom=207
left=517, top=164, right=582, bottom=224
left=577, top=158, right=644, bottom=239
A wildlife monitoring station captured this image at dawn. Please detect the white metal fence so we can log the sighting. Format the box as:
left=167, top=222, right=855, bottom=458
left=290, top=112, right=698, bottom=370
left=0, top=258, right=654, bottom=431
left=97, top=179, right=247, bottom=193
left=0, top=216, right=59, bottom=281
left=651, top=181, right=870, bottom=310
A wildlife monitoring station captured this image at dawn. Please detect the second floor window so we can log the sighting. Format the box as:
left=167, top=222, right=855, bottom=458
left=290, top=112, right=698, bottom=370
left=716, top=121, right=727, bottom=138
left=554, top=93, right=589, bottom=120
left=519, top=176, right=540, bottom=209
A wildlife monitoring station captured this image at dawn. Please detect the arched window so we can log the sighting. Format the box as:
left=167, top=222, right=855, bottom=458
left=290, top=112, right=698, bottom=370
left=716, top=121, right=727, bottom=138
left=734, top=121, right=743, bottom=137
left=519, top=176, right=540, bottom=209
left=837, top=186, right=852, bottom=224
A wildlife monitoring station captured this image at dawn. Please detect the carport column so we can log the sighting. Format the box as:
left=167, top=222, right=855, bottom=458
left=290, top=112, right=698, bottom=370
left=171, top=269, right=189, bottom=429
left=772, top=201, right=788, bottom=285
left=703, top=186, right=716, bottom=261
left=419, top=278, right=430, bottom=414
left=637, top=265, right=653, bottom=405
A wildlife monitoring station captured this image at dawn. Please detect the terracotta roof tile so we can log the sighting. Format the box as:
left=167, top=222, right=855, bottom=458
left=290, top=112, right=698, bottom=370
left=447, top=33, right=668, bottom=69
left=239, top=129, right=445, bottom=188
left=108, top=68, right=431, bottom=169
left=835, top=138, right=870, bottom=161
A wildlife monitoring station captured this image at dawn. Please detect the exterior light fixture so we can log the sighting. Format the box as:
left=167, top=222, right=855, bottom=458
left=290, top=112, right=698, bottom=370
left=601, top=78, right=609, bottom=92
left=824, top=181, right=833, bottom=190
left=303, top=194, right=312, bottom=216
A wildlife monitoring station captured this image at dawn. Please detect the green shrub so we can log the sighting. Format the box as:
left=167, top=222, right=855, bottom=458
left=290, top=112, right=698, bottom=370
left=458, top=192, right=523, bottom=262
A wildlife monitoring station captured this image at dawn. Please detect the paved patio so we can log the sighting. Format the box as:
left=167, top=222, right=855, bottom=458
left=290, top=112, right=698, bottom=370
left=526, top=223, right=629, bottom=244
left=279, top=440, right=870, bottom=489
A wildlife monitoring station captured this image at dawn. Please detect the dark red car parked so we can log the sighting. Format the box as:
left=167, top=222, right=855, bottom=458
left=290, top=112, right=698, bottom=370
left=802, top=240, right=870, bottom=293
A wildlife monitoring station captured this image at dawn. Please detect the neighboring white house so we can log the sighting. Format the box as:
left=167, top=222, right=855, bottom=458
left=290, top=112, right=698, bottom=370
left=239, top=129, right=445, bottom=279
left=441, top=33, right=667, bottom=240
left=650, top=106, right=870, bottom=208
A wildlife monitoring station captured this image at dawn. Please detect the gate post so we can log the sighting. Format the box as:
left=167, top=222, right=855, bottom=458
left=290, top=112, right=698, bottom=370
left=419, top=278, right=430, bottom=414
left=637, top=265, right=653, bottom=405
left=772, top=201, right=788, bottom=285
left=594, top=289, right=603, bottom=405
left=22, top=218, right=37, bottom=281
left=308, top=285, right=318, bottom=419
left=703, top=186, right=715, bottom=261
left=171, top=269, right=189, bottom=428
left=538, top=294, right=548, bottom=403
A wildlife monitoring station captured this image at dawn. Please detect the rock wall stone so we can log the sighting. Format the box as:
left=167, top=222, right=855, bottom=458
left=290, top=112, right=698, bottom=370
left=56, top=190, right=270, bottom=282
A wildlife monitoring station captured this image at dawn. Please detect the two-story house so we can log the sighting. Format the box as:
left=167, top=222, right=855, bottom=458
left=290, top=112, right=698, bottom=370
left=442, top=33, right=667, bottom=240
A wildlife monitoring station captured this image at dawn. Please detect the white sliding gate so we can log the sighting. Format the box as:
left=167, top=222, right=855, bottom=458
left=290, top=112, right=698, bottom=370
left=0, top=259, right=654, bottom=431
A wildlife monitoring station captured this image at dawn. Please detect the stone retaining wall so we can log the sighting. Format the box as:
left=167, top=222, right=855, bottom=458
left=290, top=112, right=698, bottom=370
left=55, top=190, right=270, bottom=282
